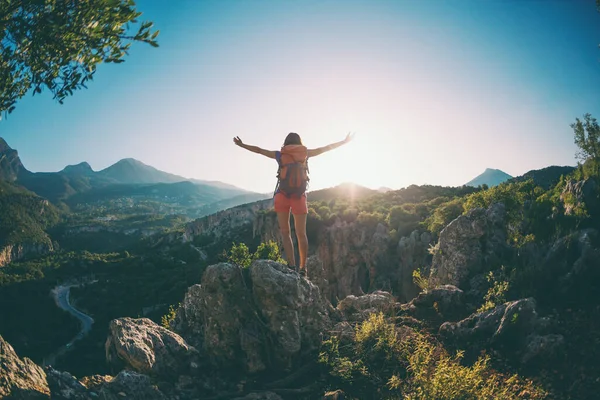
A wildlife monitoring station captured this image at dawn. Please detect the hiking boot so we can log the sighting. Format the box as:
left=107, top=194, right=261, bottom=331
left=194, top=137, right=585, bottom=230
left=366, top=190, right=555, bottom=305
left=298, top=269, right=306, bottom=277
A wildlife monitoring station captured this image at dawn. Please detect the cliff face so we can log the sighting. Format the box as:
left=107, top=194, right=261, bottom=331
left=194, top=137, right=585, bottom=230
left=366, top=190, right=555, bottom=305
left=0, top=241, right=54, bottom=268
left=183, top=199, right=274, bottom=242
left=181, top=199, right=430, bottom=304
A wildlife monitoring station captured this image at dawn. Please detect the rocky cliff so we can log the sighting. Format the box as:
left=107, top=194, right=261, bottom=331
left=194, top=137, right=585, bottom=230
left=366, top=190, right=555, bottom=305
left=0, top=241, right=55, bottom=268
left=181, top=199, right=432, bottom=304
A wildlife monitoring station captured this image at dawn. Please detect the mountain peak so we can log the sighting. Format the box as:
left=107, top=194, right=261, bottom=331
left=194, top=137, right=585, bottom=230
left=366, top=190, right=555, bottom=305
left=62, top=162, right=94, bottom=175
left=466, top=168, right=513, bottom=188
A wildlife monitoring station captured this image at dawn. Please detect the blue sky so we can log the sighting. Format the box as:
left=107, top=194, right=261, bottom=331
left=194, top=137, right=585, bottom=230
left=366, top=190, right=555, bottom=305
left=1, top=0, right=599, bottom=192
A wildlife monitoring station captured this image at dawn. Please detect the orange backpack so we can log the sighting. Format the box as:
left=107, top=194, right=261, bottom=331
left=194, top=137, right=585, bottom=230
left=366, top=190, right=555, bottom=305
left=275, top=145, right=309, bottom=198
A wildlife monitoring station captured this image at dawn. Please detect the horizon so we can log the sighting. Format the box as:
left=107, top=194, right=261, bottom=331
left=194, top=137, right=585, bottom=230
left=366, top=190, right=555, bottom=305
left=0, top=134, right=577, bottom=192
left=1, top=0, right=599, bottom=192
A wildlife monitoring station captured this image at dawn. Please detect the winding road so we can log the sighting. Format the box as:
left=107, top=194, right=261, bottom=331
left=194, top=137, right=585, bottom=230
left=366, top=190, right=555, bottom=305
left=43, top=283, right=95, bottom=366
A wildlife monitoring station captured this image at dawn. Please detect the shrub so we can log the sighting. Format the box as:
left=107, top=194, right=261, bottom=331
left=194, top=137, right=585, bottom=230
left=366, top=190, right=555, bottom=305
left=225, top=242, right=252, bottom=267
left=161, top=304, right=178, bottom=329
left=253, top=240, right=285, bottom=263
left=320, top=313, right=547, bottom=399
left=478, top=270, right=510, bottom=313
left=412, top=268, right=431, bottom=293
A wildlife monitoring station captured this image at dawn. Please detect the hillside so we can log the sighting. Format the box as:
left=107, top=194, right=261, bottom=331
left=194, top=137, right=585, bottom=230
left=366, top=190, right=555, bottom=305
left=466, top=168, right=513, bottom=187
left=510, top=165, right=576, bottom=189
left=0, top=181, right=60, bottom=266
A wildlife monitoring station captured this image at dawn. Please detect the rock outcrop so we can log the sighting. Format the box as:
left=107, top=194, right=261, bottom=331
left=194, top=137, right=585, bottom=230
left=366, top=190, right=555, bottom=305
left=336, top=291, right=397, bottom=322
left=317, top=221, right=393, bottom=303
left=403, top=285, right=468, bottom=325
left=183, top=199, right=273, bottom=243
left=0, top=335, right=50, bottom=399
left=105, top=318, right=199, bottom=379
left=0, top=241, right=54, bottom=268
left=429, top=203, right=511, bottom=296
left=533, top=228, right=600, bottom=305
left=561, top=178, right=599, bottom=217
left=439, top=298, right=563, bottom=364
left=396, top=230, right=433, bottom=301
left=171, top=260, right=331, bottom=374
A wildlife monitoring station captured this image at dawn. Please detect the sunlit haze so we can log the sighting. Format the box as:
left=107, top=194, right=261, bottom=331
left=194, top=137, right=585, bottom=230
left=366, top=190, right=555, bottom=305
left=2, top=0, right=599, bottom=193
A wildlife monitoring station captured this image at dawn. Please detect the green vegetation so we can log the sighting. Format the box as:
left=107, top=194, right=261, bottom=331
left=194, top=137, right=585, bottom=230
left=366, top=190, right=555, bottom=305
left=478, top=269, right=510, bottom=313
left=224, top=240, right=285, bottom=268
left=0, top=181, right=60, bottom=247
left=320, top=313, right=546, bottom=399
left=571, top=113, right=600, bottom=162
left=1, top=0, right=158, bottom=114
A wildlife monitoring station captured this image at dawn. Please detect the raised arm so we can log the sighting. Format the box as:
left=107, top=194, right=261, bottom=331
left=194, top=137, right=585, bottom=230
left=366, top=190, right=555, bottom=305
left=307, top=132, right=355, bottom=158
left=233, top=136, right=276, bottom=159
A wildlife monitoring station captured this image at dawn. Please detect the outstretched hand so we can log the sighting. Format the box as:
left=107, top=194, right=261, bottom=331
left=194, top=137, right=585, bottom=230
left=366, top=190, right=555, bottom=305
left=344, top=132, right=356, bottom=144
left=233, top=136, right=243, bottom=147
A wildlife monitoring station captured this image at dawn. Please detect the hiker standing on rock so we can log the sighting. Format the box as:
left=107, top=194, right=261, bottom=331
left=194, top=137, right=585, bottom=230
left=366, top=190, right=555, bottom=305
left=233, top=132, right=354, bottom=275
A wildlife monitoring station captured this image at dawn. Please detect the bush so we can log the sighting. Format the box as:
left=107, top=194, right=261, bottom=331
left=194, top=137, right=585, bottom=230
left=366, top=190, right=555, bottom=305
left=320, top=313, right=547, bottom=400
left=224, top=241, right=285, bottom=268
left=161, top=304, right=178, bottom=329
left=425, top=198, right=464, bottom=236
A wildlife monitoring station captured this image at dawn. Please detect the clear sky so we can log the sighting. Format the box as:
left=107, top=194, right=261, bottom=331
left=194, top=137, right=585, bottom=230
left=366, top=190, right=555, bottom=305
left=1, top=0, right=599, bottom=193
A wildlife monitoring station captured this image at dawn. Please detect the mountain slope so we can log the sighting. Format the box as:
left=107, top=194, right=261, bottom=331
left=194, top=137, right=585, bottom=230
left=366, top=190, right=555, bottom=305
left=0, top=181, right=60, bottom=266
left=465, top=168, right=513, bottom=187
left=0, top=138, right=29, bottom=182
left=510, top=165, right=576, bottom=189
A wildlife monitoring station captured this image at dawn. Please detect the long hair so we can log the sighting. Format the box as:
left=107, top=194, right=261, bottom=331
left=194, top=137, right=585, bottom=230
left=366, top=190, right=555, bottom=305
left=283, top=132, right=303, bottom=147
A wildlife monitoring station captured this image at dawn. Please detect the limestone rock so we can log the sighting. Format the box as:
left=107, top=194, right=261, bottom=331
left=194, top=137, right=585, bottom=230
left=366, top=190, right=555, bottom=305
left=405, top=285, right=467, bottom=324
left=97, top=371, right=165, bottom=400
left=172, top=260, right=331, bottom=374
left=105, top=317, right=198, bottom=379
left=0, top=335, right=49, bottom=399
left=439, top=298, right=564, bottom=363
left=429, top=203, right=511, bottom=294
left=336, top=291, right=397, bottom=323
left=317, top=221, right=392, bottom=303
left=397, top=230, right=433, bottom=302
left=45, top=367, right=87, bottom=399
left=560, top=178, right=599, bottom=216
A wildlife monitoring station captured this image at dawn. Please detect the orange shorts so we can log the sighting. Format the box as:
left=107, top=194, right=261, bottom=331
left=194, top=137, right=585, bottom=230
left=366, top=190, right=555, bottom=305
left=274, top=193, right=308, bottom=215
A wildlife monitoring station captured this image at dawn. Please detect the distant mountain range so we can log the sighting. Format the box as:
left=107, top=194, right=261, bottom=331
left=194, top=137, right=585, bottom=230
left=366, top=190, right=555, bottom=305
left=465, top=168, right=513, bottom=188
left=0, top=137, right=257, bottom=204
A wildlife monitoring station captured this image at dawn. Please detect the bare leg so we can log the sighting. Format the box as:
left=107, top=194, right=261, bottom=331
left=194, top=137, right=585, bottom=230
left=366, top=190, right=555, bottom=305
left=293, top=213, right=308, bottom=270
left=277, top=211, right=295, bottom=267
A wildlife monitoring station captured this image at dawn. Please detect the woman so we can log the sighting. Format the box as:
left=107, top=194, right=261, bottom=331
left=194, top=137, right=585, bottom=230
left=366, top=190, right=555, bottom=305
left=233, top=132, right=354, bottom=275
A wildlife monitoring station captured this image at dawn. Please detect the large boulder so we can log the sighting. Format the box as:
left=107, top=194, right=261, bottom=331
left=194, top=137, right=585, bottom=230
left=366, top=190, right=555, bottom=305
left=429, top=203, right=511, bottom=296
left=0, top=335, right=49, bottom=399
left=336, top=291, right=397, bottom=322
left=105, top=318, right=199, bottom=379
left=172, top=260, right=331, bottom=374
left=404, top=285, right=468, bottom=325
left=439, top=298, right=564, bottom=364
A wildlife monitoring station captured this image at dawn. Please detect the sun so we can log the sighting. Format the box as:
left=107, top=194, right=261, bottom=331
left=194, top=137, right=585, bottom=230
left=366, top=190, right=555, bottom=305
left=309, top=134, right=383, bottom=190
